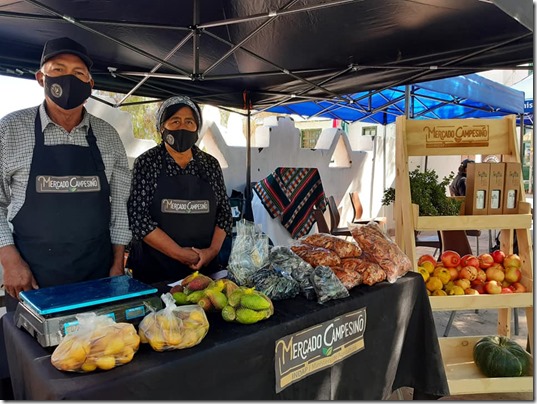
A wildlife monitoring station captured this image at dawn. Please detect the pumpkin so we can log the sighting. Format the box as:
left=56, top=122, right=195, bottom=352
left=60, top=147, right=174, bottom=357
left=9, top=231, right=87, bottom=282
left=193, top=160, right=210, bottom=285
left=473, top=335, right=531, bottom=377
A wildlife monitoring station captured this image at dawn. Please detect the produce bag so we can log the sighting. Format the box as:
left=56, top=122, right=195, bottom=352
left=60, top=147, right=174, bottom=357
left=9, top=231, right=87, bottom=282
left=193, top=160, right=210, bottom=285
left=250, top=265, right=301, bottom=300
left=220, top=287, right=274, bottom=324
left=290, top=243, right=341, bottom=267
left=340, top=257, right=386, bottom=286
left=138, top=293, right=209, bottom=351
left=269, top=245, right=316, bottom=299
left=310, top=265, right=350, bottom=304
left=330, top=266, right=363, bottom=290
left=51, top=312, right=140, bottom=372
left=227, top=219, right=270, bottom=287
left=349, top=221, right=412, bottom=283
left=299, top=233, right=362, bottom=258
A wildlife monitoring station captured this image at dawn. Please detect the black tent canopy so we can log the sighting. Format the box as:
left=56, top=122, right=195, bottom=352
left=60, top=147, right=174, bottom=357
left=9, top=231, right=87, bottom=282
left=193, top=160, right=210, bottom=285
left=0, top=0, right=533, bottom=112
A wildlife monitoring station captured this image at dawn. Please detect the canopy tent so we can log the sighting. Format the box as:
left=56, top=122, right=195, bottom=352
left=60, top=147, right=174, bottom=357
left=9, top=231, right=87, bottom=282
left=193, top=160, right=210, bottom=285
left=0, top=0, right=533, bottom=113
left=266, top=73, right=526, bottom=124
left=511, top=74, right=534, bottom=126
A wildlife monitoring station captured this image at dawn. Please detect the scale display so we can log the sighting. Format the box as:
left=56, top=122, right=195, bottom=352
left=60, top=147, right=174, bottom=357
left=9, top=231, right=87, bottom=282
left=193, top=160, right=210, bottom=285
left=19, top=275, right=157, bottom=316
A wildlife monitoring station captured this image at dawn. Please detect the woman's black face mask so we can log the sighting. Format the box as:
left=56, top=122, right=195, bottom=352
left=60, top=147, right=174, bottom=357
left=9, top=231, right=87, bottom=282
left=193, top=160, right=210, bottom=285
left=163, top=129, right=199, bottom=153
left=44, top=74, right=92, bottom=110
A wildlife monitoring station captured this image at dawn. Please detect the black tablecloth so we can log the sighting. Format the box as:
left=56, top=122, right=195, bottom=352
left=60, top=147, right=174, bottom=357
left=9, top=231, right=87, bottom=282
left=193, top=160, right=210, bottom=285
left=3, top=272, right=449, bottom=400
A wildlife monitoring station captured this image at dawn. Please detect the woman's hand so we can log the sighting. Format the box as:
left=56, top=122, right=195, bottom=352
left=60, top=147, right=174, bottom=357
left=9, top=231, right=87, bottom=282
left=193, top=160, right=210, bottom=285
left=179, top=247, right=201, bottom=266
left=189, top=246, right=218, bottom=270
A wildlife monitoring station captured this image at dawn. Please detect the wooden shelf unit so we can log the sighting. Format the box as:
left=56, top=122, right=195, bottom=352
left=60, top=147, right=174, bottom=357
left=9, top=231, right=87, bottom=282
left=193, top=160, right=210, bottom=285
left=394, top=115, right=534, bottom=396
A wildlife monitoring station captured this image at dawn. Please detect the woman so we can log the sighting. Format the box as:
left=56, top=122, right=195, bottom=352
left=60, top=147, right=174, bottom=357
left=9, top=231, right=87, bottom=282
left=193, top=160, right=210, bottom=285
left=127, top=95, right=233, bottom=284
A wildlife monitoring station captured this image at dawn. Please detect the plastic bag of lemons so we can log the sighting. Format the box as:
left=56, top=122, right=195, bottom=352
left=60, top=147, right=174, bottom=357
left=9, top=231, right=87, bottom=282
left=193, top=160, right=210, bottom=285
left=51, top=312, right=140, bottom=372
left=138, top=293, right=209, bottom=352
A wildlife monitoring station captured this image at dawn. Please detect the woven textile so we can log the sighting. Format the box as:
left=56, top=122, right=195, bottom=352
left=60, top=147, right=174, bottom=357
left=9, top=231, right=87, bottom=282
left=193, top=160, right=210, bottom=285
left=253, top=167, right=326, bottom=239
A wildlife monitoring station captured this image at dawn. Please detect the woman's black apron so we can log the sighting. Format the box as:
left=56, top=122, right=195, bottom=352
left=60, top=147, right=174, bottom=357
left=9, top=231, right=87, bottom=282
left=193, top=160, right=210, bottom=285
left=128, top=163, right=217, bottom=284
left=10, top=112, right=112, bottom=288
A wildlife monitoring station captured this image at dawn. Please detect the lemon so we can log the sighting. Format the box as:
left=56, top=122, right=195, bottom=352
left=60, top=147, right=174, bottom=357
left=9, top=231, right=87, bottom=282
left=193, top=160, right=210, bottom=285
left=104, top=337, right=126, bottom=356
left=433, top=267, right=451, bottom=285
left=123, top=332, right=140, bottom=350
left=432, top=289, right=447, bottom=296
left=421, top=261, right=435, bottom=274
left=444, top=280, right=455, bottom=293
left=80, top=360, right=97, bottom=372
left=426, top=276, right=443, bottom=292
left=417, top=266, right=429, bottom=282
left=139, top=329, right=149, bottom=344
left=95, top=355, right=116, bottom=370
left=188, top=309, right=207, bottom=324
left=116, top=347, right=135, bottom=365
left=448, top=285, right=465, bottom=295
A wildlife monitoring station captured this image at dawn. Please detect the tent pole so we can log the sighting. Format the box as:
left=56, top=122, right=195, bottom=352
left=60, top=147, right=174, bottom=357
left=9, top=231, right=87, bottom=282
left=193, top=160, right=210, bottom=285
left=382, top=112, right=387, bottom=218
left=369, top=132, right=377, bottom=218
left=245, top=92, right=252, bottom=202
left=519, top=113, right=526, bottom=193
left=193, top=0, right=200, bottom=77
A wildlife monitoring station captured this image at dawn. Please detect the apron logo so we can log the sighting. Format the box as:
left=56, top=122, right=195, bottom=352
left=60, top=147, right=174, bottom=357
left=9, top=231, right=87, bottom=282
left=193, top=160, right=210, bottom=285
left=36, top=175, right=101, bottom=193
left=50, top=83, right=63, bottom=98
left=161, top=199, right=210, bottom=214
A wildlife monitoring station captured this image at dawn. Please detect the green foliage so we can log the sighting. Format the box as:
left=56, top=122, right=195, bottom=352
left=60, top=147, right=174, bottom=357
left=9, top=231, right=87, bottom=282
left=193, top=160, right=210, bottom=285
left=94, top=91, right=161, bottom=143
left=381, top=167, right=462, bottom=216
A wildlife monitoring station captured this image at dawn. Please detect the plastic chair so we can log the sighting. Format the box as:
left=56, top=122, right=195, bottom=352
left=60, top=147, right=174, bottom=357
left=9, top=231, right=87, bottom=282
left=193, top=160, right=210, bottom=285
left=348, top=192, right=387, bottom=228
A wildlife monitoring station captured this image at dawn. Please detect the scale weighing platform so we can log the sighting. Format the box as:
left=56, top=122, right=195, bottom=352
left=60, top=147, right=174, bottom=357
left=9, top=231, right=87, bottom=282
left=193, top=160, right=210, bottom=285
left=14, top=275, right=163, bottom=348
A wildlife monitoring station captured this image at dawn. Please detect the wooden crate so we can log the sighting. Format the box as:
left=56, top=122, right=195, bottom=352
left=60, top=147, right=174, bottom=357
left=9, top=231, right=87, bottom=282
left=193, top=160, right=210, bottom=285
left=394, top=115, right=534, bottom=396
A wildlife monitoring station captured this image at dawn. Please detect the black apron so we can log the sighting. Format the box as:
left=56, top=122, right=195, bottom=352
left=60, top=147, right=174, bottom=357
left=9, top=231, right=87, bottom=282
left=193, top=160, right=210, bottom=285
left=129, top=163, right=217, bottom=284
left=10, top=112, right=112, bottom=288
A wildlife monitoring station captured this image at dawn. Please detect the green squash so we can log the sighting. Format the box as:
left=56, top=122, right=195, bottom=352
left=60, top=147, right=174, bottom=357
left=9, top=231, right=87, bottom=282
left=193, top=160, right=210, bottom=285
left=473, top=336, right=532, bottom=377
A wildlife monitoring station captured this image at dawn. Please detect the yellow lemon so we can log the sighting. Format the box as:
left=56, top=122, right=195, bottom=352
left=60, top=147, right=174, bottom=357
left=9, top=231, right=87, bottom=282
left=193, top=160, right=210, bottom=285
left=426, top=276, right=443, bottom=292
left=188, top=310, right=206, bottom=324
left=444, top=281, right=455, bottom=293
left=421, top=261, right=435, bottom=274
left=104, top=337, right=126, bottom=356
left=80, top=360, right=97, bottom=372
left=116, top=347, right=135, bottom=365
left=123, top=332, right=140, bottom=350
left=448, top=285, right=465, bottom=295
left=433, top=267, right=451, bottom=285
left=138, top=329, right=149, bottom=344
left=417, top=267, right=430, bottom=282
left=95, top=355, right=116, bottom=370
left=432, top=289, right=447, bottom=296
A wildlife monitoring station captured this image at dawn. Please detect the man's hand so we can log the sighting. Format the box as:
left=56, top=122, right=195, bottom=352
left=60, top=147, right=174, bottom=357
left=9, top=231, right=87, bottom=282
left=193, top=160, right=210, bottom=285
left=109, top=244, right=126, bottom=276
left=0, top=245, right=38, bottom=300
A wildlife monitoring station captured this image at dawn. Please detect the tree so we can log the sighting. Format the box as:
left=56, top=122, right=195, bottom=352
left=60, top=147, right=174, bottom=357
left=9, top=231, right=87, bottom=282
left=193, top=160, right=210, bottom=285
left=93, top=91, right=161, bottom=143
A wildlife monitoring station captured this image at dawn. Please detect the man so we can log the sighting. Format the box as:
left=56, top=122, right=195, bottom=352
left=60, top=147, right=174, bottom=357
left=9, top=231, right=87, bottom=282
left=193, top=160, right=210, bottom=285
left=0, top=37, right=132, bottom=309
left=449, top=158, right=474, bottom=196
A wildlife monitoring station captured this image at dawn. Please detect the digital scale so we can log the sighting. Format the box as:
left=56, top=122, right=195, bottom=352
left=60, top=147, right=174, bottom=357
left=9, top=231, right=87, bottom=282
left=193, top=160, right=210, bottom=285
left=14, top=275, right=163, bottom=348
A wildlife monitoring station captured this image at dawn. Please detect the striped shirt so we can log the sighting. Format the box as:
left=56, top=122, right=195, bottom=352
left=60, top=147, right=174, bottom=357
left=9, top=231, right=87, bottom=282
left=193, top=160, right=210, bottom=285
left=0, top=103, right=132, bottom=247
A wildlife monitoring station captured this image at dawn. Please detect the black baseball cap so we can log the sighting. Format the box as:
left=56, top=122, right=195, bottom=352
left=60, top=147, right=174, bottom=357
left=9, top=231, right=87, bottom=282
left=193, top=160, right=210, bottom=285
left=40, top=37, right=93, bottom=69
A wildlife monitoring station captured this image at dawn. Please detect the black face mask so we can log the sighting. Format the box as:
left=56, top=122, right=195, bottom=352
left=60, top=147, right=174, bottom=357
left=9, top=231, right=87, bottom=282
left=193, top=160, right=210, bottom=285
left=44, top=74, right=92, bottom=110
left=163, top=129, right=199, bottom=153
